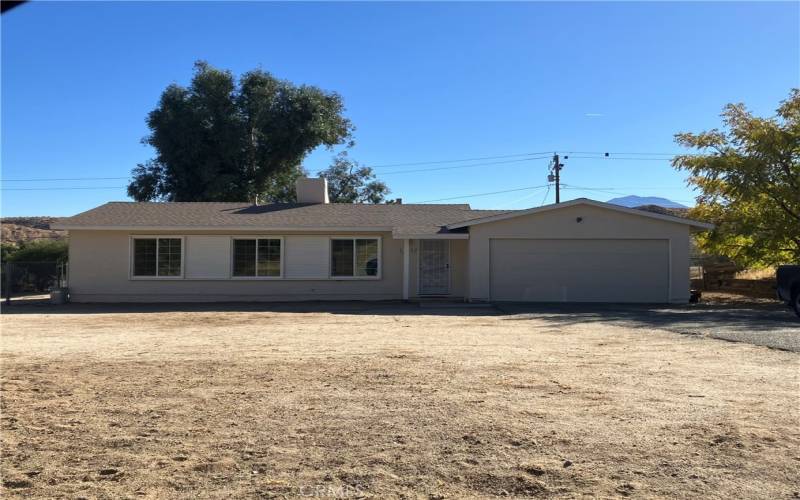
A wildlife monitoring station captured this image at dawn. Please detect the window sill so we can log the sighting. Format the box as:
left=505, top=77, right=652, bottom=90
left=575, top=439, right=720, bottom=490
left=130, top=276, right=185, bottom=280
left=329, top=276, right=382, bottom=280
left=230, top=276, right=284, bottom=280
left=127, top=276, right=383, bottom=281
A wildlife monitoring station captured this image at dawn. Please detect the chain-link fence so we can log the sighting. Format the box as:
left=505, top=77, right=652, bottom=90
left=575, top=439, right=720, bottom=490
left=2, top=261, right=67, bottom=302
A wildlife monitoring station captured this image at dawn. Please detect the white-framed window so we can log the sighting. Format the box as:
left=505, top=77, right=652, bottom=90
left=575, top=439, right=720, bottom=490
left=330, top=237, right=381, bottom=279
left=130, top=236, right=184, bottom=278
left=231, top=237, right=283, bottom=278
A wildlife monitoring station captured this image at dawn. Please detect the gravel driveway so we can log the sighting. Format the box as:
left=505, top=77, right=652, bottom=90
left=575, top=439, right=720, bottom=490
left=498, top=302, right=800, bottom=352
left=6, top=299, right=798, bottom=351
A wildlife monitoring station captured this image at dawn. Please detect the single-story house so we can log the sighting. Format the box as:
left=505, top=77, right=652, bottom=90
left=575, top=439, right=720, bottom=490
left=53, top=178, right=712, bottom=303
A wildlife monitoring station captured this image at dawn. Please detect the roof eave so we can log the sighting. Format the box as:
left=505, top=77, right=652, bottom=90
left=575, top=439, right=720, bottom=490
left=51, top=225, right=395, bottom=232
left=391, top=232, right=469, bottom=240
left=446, top=198, right=714, bottom=230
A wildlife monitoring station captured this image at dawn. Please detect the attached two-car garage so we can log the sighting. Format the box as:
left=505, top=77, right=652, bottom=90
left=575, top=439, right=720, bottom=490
left=489, top=238, right=670, bottom=302
left=451, top=199, right=713, bottom=304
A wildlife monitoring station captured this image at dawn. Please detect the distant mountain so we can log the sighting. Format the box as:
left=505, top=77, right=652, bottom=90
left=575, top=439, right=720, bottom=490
left=606, top=195, right=687, bottom=209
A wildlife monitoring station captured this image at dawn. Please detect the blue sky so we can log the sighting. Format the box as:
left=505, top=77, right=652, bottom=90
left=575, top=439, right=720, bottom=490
left=2, top=1, right=798, bottom=216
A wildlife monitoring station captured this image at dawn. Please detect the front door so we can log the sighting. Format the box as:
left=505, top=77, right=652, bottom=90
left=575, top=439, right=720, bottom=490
left=419, top=240, right=450, bottom=295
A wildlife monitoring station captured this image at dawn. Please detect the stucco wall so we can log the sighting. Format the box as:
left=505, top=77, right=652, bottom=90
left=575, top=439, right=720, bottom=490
left=68, top=230, right=405, bottom=302
left=66, top=205, right=692, bottom=303
left=466, top=204, right=692, bottom=303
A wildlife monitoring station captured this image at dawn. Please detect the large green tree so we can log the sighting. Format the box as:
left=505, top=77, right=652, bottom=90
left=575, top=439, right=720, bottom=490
left=128, top=62, right=353, bottom=203
left=319, top=151, right=391, bottom=203
left=673, top=89, right=800, bottom=267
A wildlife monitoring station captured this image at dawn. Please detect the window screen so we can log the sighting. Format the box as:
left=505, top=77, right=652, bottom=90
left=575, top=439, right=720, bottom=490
left=355, top=239, right=379, bottom=276
left=158, top=238, right=182, bottom=276
left=233, top=238, right=281, bottom=277
left=331, top=238, right=379, bottom=277
left=232, top=239, right=257, bottom=276
left=132, top=238, right=181, bottom=277
left=331, top=239, right=354, bottom=276
left=133, top=239, right=157, bottom=276
left=257, top=239, right=281, bottom=277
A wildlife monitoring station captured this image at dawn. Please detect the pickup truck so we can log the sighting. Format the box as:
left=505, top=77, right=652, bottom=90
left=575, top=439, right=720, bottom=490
left=776, top=265, right=800, bottom=317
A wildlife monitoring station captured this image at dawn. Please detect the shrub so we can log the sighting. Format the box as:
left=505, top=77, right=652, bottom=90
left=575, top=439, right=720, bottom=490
left=7, top=239, right=68, bottom=263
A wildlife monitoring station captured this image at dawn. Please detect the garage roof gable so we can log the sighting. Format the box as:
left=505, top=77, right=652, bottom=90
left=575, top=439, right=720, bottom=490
left=446, top=198, right=714, bottom=230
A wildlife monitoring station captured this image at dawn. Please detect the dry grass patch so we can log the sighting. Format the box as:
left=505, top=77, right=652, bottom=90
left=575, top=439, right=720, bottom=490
left=1, top=305, right=798, bottom=498
left=734, top=268, right=776, bottom=280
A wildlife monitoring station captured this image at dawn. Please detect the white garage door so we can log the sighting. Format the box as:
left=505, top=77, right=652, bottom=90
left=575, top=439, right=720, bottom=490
left=490, top=239, right=669, bottom=303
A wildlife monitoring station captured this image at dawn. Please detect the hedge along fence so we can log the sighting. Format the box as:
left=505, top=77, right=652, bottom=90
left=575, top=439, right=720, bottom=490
left=2, top=261, right=67, bottom=300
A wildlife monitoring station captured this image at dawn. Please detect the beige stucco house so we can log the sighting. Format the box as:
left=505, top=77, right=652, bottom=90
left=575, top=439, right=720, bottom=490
left=53, top=178, right=712, bottom=303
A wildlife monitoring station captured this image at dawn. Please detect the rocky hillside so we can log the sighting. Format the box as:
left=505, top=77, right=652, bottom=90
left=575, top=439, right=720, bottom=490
left=634, top=204, right=691, bottom=218
left=1, top=217, right=66, bottom=245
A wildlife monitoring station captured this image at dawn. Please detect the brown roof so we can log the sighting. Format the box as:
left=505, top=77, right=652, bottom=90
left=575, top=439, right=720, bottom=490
left=53, top=202, right=513, bottom=236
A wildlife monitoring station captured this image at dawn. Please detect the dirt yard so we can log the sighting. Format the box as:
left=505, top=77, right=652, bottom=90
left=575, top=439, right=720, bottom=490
left=1, top=304, right=798, bottom=499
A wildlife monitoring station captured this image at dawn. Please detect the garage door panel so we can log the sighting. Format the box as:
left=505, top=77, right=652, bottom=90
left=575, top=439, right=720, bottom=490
left=490, top=239, right=669, bottom=302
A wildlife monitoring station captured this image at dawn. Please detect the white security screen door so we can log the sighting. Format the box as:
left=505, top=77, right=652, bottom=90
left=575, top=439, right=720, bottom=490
left=419, top=240, right=450, bottom=295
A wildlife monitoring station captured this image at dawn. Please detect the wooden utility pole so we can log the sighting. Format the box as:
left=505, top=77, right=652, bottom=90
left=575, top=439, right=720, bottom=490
left=553, top=153, right=561, bottom=203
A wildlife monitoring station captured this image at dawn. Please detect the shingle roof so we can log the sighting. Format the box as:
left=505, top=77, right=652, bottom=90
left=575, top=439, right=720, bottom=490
left=53, top=202, right=514, bottom=236
left=445, top=198, right=713, bottom=230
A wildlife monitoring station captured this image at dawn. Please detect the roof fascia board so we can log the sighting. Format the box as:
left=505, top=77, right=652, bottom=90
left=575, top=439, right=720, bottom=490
left=446, top=199, right=714, bottom=230
left=391, top=233, right=469, bottom=240
left=52, top=225, right=395, bottom=232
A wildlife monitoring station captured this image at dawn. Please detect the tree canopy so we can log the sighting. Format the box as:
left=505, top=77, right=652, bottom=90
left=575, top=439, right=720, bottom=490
left=319, top=152, right=391, bottom=203
left=673, top=89, right=800, bottom=267
left=128, top=62, right=354, bottom=203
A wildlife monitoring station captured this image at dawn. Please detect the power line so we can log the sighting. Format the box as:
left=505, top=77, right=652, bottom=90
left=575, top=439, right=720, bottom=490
left=562, top=151, right=700, bottom=157
left=1, top=186, right=126, bottom=191
left=3, top=176, right=129, bottom=182
left=414, top=184, right=549, bottom=203
left=378, top=156, right=551, bottom=176
left=565, top=155, right=675, bottom=161
left=0, top=148, right=697, bottom=178
left=369, top=151, right=553, bottom=169
left=494, top=189, right=544, bottom=209
left=4, top=157, right=551, bottom=188
left=5, top=157, right=550, bottom=186
left=0, top=149, right=695, bottom=184
left=540, top=184, right=552, bottom=206
left=369, top=149, right=698, bottom=169
left=0, top=149, right=699, bottom=193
